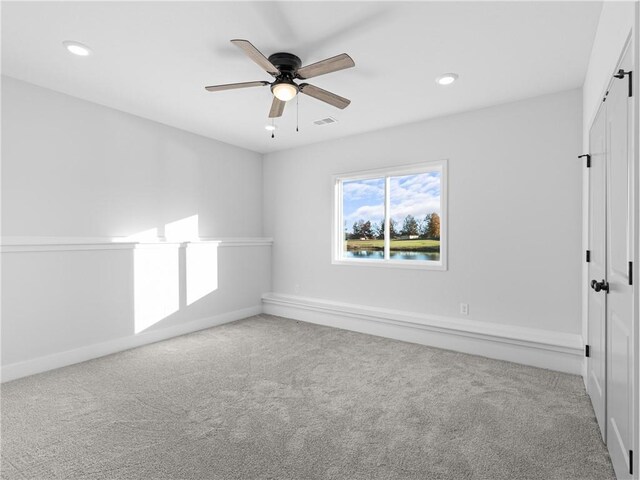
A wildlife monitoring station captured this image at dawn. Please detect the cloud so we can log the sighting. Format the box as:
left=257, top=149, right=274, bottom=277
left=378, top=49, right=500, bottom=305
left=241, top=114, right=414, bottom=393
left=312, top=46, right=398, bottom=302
left=391, top=172, right=440, bottom=200
left=343, top=178, right=384, bottom=200
left=390, top=198, right=440, bottom=220
left=344, top=204, right=384, bottom=224
left=389, top=172, right=440, bottom=220
left=342, top=171, right=441, bottom=225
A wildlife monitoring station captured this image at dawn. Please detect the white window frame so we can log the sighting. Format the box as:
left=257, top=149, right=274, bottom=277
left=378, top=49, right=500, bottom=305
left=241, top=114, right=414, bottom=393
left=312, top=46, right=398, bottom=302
left=332, top=160, right=448, bottom=271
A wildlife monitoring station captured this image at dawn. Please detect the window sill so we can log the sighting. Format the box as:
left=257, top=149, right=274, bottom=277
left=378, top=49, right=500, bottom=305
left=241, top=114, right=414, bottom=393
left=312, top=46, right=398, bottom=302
left=332, top=258, right=447, bottom=271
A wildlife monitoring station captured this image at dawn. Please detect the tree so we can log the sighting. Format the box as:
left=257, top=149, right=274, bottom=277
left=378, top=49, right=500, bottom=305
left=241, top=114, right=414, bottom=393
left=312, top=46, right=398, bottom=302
left=351, top=221, right=361, bottom=240
left=419, top=217, right=429, bottom=239
left=427, top=213, right=440, bottom=239
left=389, top=218, right=398, bottom=239
left=419, top=213, right=431, bottom=238
left=351, top=219, right=373, bottom=239
left=401, top=215, right=419, bottom=237
left=360, top=220, right=373, bottom=239
left=372, top=220, right=384, bottom=240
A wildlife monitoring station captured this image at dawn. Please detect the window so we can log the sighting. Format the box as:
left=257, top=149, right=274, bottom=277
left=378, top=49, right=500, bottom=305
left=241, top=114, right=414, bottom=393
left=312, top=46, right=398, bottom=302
left=333, top=160, right=446, bottom=269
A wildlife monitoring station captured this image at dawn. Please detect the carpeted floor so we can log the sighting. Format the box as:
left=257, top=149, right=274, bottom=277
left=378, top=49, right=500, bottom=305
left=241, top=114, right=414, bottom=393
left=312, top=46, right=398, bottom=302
left=1, top=315, right=614, bottom=480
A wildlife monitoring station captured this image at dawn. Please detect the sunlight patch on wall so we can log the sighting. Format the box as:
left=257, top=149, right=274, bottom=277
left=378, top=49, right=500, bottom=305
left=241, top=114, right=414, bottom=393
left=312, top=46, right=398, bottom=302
left=130, top=215, right=219, bottom=332
left=134, top=245, right=179, bottom=333
left=165, top=215, right=199, bottom=242
left=186, top=243, right=219, bottom=305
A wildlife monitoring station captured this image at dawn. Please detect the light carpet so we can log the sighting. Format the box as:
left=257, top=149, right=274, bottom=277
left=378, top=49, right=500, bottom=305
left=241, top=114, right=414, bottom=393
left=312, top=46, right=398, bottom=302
left=1, top=314, right=614, bottom=479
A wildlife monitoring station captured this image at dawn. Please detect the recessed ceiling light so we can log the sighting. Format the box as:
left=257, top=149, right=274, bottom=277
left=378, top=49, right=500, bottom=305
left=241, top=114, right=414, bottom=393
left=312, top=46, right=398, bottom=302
left=265, top=125, right=277, bottom=131
left=436, top=73, right=458, bottom=86
left=63, top=41, right=92, bottom=57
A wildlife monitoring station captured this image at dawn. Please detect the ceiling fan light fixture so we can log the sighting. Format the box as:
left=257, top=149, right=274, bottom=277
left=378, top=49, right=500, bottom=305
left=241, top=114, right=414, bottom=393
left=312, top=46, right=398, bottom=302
left=436, top=73, right=459, bottom=86
left=265, top=124, right=276, bottom=131
left=271, top=82, right=298, bottom=102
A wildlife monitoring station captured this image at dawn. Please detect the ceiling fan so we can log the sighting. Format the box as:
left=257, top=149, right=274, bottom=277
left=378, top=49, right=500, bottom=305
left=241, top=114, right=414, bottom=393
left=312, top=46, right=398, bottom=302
left=205, top=39, right=355, bottom=119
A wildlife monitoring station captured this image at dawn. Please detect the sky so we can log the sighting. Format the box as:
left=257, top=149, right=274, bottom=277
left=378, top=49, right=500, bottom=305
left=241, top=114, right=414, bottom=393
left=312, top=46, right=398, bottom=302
left=343, top=171, right=441, bottom=231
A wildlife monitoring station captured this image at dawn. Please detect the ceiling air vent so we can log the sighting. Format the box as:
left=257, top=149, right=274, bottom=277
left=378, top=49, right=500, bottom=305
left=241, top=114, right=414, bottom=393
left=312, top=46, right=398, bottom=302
left=313, top=116, right=338, bottom=126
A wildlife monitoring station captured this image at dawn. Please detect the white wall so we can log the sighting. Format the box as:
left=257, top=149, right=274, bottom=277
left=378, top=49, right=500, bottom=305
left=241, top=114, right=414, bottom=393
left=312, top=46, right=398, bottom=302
left=1, top=242, right=271, bottom=377
left=1, top=77, right=271, bottom=380
left=0, top=78, right=589, bottom=378
left=263, top=90, right=583, bottom=336
left=2, top=76, right=263, bottom=239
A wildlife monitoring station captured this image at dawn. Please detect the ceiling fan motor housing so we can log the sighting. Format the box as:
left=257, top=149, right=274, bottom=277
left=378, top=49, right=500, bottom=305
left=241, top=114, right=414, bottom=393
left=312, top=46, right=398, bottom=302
left=268, top=52, right=302, bottom=77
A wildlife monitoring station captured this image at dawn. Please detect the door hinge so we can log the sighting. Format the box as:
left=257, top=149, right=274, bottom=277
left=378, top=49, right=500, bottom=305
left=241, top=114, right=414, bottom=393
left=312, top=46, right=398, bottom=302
left=585, top=345, right=590, bottom=358
left=629, top=261, right=633, bottom=285
left=614, top=69, right=633, bottom=97
left=630, top=450, right=633, bottom=475
left=578, top=154, right=591, bottom=168
left=586, top=250, right=591, bottom=263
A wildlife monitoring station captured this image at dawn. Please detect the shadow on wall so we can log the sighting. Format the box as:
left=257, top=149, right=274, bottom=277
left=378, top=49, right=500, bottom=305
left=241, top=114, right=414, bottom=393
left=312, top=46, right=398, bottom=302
left=126, top=215, right=219, bottom=333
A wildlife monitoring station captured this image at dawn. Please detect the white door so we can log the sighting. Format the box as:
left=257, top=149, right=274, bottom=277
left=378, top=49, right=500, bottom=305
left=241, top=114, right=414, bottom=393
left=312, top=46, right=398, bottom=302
left=587, top=104, right=608, bottom=440
left=606, top=44, right=634, bottom=480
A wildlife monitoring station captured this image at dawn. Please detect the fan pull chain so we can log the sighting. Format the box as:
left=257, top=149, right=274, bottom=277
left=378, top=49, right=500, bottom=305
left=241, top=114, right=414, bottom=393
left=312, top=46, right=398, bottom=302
left=296, top=95, right=299, bottom=132
left=271, top=118, right=275, bottom=139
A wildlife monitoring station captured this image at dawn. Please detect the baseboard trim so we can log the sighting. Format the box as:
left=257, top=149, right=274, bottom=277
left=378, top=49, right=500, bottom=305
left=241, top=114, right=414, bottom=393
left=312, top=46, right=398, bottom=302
left=262, top=293, right=584, bottom=375
left=1, top=305, right=262, bottom=383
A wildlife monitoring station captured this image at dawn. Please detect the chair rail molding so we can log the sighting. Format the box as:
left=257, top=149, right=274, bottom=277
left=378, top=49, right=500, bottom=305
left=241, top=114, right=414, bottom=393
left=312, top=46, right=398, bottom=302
left=0, top=236, right=273, bottom=253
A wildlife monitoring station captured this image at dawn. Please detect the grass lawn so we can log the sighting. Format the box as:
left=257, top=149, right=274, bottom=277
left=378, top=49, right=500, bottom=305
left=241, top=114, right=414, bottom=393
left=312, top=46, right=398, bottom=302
left=346, top=239, right=440, bottom=252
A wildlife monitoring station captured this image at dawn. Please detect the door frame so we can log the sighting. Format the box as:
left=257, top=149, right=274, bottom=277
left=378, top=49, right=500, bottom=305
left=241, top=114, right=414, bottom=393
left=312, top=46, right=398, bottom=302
left=633, top=8, right=639, bottom=478
left=584, top=21, right=638, bottom=478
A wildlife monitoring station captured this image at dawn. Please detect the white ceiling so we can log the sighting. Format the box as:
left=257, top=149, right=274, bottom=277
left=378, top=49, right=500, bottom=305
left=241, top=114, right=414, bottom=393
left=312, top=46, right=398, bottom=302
left=2, top=1, right=602, bottom=154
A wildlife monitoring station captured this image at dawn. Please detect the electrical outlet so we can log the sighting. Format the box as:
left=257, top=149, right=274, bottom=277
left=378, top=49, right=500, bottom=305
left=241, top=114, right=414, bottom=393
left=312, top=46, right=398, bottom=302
left=460, top=303, right=469, bottom=316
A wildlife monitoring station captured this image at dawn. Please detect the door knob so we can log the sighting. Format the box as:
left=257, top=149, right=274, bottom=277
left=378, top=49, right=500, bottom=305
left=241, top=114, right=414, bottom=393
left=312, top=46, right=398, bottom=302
left=591, top=279, right=609, bottom=293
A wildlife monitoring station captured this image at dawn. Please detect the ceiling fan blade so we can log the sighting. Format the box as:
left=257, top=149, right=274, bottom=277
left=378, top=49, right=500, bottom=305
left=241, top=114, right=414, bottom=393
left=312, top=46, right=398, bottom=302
left=205, top=81, right=269, bottom=92
left=299, top=83, right=351, bottom=109
left=231, top=39, right=280, bottom=76
left=269, top=97, right=285, bottom=118
left=296, top=53, right=355, bottom=80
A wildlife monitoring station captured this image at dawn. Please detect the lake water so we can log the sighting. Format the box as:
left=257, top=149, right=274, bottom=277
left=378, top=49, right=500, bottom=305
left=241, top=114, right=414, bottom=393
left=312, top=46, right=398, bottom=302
left=345, top=250, right=440, bottom=262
